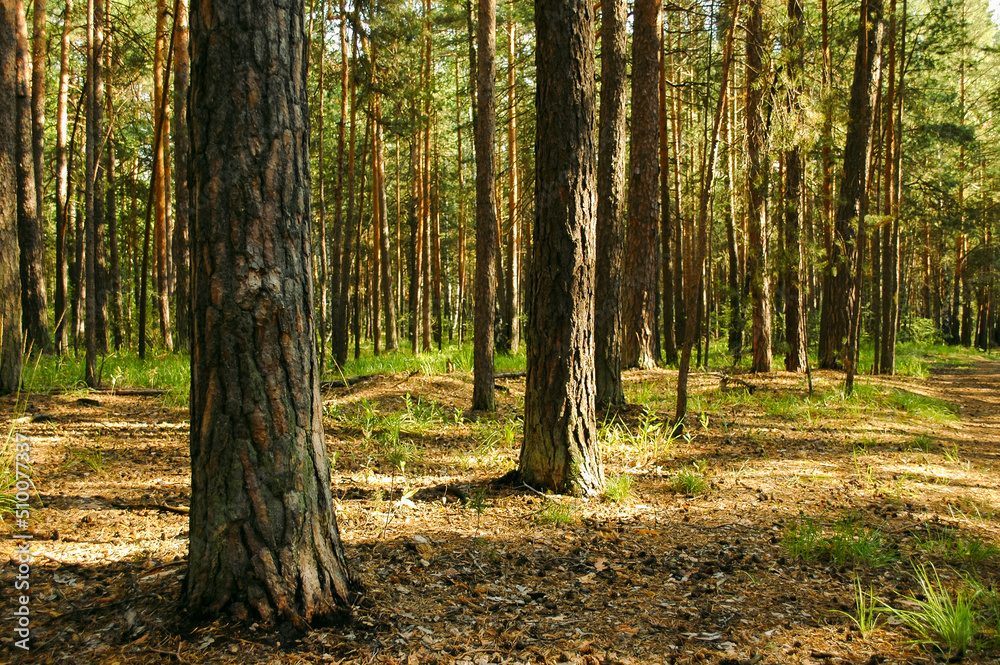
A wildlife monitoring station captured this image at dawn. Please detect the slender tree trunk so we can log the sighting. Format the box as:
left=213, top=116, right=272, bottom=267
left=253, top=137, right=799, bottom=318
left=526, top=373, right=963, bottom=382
left=745, top=0, right=771, bottom=373
left=659, top=21, right=677, bottom=366
left=376, top=111, right=397, bottom=351
left=595, top=0, right=628, bottom=407
left=353, top=118, right=370, bottom=359
left=72, top=184, right=84, bottom=350
left=622, top=0, right=661, bottom=370
left=882, top=0, right=905, bottom=371
left=783, top=0, right=807, bottom=372
left=456, top=53, right=466, bottom=346
left=0, top=0, right=22, bottom=393
left=153, top=0, right=173, bottom=351
left=314, top=0, right=328, bottom=366
left=29, top=0, right=44, bottom=231
left=329, top=0, right=347, bottom=360
left=817, top=0, right=834, bottom=364
left=724, top=77, right=743, bottom=363
left=173, top=0, right=190, bottom=351
left=472, top=0, right=497, bottom=412
left=823, top=0, right=883, bottom=372
left=106, top=93, right=123, bottom=351
left=15, top=0, right=49, bottom=355
left=522, top=0, right=602, bottom=496
left=502, top=7, right=520, bottom=353
left=53, top=0, right=74, bottom=355
left=675, top=0, right=740, bottom=428
left=186, top=0, right=360, bottom=623
left=335, top=30, right=357, bottom=367
left=431, top=141, right=443, bottom=349
left=85, top=0, right=106, bottom=384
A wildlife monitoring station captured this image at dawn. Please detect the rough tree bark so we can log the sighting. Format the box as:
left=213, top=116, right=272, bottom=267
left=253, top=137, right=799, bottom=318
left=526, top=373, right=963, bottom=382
left=783, top=0, right=807, bottom=372
left=172, top=0, right=190, bottom=350
left=521, top=0, right=603, bottom=496
left=54, top=0, right=73, bottom=354
left=0, top=0, right=22, bottom=393
left=745, top=0, right=772, bottom=373
left=185, top=0, right=360, bottom=626
left=622, top=0, right=661, bottom=370
left=820, top=0, right=883, bottom=370
left=594, top=0, right=627, bottom=407
left=15, top=0, right=49, bottom=355
left=472, top=0, right=497, bottom=412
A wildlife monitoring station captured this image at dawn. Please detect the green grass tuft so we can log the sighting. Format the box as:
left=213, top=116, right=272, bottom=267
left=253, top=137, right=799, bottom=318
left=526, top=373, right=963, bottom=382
left=602, top=473, right=635, bottom=503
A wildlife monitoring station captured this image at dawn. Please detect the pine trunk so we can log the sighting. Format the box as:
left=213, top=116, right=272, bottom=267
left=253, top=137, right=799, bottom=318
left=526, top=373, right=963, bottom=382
left=53, top=0, right=73, bottom=354
left=173, top=0, right=190, bottom=350
left=622, top=0, right=661, bottom=370
left=594, top=0, right=628, bottom=407
left=186, top=0, right=360, bottom=625
left=522, top=0, right=602, bottom=496
left=472, top=0, right=497, bottom=412
left=0, top=0, right=22, bottom=393
left=783, top=0, right=807, bottom=372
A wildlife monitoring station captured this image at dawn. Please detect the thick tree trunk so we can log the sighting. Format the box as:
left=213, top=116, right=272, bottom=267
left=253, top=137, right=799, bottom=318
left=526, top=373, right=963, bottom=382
left=522, top=0, right=602, bottom=496
left=15, top=0, right=49, bottom=355
left=186, top=0, right=359, bottom=626
left=622, top=0, right=661, bottom=370
left=54, top=0, right=74, bottom=355
left=820, top=0, right=883, bottom=370
left=0, top=0, right=22, bottom=394
left=173, top=0, right=190, bottom=351
left=594, top=0, right=628, bottom=407
left=472, top=0, right=497, bottom=412
left=745, top=0, right=771, bottom=373
left=783, top=0, right=807, bottom=372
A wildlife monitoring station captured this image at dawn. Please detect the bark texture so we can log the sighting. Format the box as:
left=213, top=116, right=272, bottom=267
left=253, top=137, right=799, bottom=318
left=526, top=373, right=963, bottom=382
left=521, top=0, right=602, bottom=496
left=622, top=0, right=661, bottom=370
left=15, top=0, right=49, bottom=355
left=472, top=0, right=497, bottom=412
left=186, top=0, right=359, bottom=626
left=819, top=0, right=883, bottom=369
left=173, top=0, right=191, bottom=350
left=594, top=0, right=627, bottom=407
left=0, top=0, right=22, bottom=393
left=783, top=0, right=807, bottom=372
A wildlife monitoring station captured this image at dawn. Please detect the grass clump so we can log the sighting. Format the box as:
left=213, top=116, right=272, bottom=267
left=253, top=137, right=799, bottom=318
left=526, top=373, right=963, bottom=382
left=831, top=575, right=882, bottom=638
left=61, top=446, right=106, bottom=474
left=602, top=474, right=635, bottom=503
left=537, top=501, right=575, bottom=525
left=671, top=460, right=708, bottom=495
left=784, top=513, right=896, bottom=567
left=888, top=562, right=979, bottom=657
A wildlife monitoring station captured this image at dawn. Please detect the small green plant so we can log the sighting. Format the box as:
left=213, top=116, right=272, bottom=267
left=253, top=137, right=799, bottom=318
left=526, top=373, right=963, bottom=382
left=602, top=473, right=635, bottom=503
left=888, top=562, right=979, bottom=657
left=465, top=487, right=489, bottom=534
left=537, top=501, right=575, bottom=525
left=62, top=446, right=106, bottom=474
left=671, top=460, right=708, bottom=494
left=0, top=429, right=21, bottom=521
left=909, top=434, right=936, bottom=453
left=784, top=516, right=823, bottom=560
left=943, top=443, right=961, bottom=463
left=827, top=518, right=897, bottom=567
left=831, top=575, right=882, bottom=638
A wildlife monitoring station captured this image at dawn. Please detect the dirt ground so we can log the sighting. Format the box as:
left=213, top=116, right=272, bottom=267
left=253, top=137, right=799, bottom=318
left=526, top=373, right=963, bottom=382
left=2, top=355, right=1000, bottom=664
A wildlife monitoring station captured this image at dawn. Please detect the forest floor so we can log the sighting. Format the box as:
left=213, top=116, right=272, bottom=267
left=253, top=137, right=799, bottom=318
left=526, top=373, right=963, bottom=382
left=3, top=349, right=1000, bottom=664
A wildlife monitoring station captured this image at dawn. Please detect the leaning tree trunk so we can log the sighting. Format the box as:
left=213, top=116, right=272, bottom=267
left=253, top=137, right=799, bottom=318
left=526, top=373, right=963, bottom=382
left=0, top=0, right=23, bottom=394
left=594, top=0, right=628, bottom=407
left=186, top=0, right=359, bottom=627
left=521, top=0, right=603, bottom=496
left=472, top=0, right=498, bottom=412
left=621, top=0, right=661, bottom=370
left=15, top=0, right=49, bottom=355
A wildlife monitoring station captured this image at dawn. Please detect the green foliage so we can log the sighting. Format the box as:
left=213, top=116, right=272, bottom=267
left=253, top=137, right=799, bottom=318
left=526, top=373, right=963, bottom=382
left=61, top=446, right=106, bottom=474
left=831, top=576, right=882, bottom=638
left=888, top=563, right=979, bottom=657
left=602, top=473, right=635, bottom=503
left=21, top=351, right=191, bottom=397
left=784, top=513, right=896, bottom=567
left=537, top=501, right=575, bottom=525
left=671, top=460, right=708, bottom=495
